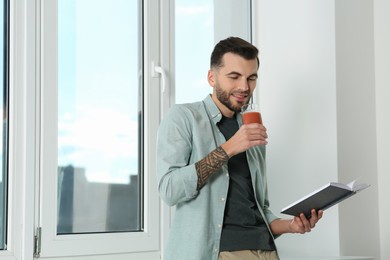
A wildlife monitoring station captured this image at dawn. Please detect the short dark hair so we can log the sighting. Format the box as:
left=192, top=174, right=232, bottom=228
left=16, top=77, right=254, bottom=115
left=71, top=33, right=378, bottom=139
left=210, top=37, right=259, bottom=69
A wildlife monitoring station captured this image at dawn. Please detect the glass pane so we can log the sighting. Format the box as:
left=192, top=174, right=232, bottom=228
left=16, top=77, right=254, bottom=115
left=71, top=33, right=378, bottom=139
left=175, top=0, right=252, bottom=104
left=0, top=0, right=8, bottom=250
left=175, top=0, right=214, bottom=104
left=57, top=0, right=143, bottom=234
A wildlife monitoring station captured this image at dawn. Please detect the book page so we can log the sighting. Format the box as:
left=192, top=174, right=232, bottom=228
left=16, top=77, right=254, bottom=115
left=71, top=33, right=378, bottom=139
left=347, top=178, right=370, bottom=192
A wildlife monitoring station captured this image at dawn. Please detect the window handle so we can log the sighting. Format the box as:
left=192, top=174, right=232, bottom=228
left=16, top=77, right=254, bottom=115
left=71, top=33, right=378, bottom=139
left=152, top=61, right=169, bottom=119
left=152, top=62, right=167, bottom=94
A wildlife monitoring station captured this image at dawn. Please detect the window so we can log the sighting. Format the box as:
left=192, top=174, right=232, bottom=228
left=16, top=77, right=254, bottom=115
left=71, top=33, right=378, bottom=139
left=57, top=0, right=142, bottom=235
left=38, top=0, right=159, bottom=257
left=175, top=0, right=252, bottom=104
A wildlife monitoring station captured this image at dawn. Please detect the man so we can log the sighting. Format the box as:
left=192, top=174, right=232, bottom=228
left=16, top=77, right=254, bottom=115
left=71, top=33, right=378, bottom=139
left=156, top=37, right=323, bottom=260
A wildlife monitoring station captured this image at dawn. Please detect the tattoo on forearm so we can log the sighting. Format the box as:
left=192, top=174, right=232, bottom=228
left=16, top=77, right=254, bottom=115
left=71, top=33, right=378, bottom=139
left=195, top=146, right=229, bottom=190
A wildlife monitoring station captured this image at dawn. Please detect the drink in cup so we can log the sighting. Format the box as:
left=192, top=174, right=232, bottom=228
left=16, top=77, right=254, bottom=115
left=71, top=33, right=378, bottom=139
left=241, top=103, right=262, bottom=124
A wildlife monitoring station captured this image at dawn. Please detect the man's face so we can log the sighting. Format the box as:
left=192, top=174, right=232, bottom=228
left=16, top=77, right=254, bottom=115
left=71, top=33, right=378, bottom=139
left=208, top=53, right=258, bottom=117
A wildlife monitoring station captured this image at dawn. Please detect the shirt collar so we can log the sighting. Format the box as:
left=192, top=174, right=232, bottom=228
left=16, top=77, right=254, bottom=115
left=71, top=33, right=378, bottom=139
left=203, top=95, right=222, bottom=125
left=203, top=95, right=242, bottom=125
left=202, top=95, right=243, bottom=126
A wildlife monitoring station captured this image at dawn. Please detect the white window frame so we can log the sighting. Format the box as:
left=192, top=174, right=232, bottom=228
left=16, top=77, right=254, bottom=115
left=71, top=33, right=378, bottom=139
left=0, top=0, right=36, bottom=259
left=37, top=0, right=161, bottom=258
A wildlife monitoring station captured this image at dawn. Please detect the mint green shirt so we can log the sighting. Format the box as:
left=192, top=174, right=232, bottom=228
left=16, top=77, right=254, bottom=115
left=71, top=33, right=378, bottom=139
left=156, top=95, right=280, bottom=260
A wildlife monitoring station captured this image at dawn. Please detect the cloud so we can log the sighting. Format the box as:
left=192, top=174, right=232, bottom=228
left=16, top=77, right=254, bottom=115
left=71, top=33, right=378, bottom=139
left=58, top=106, right=139, bottom=183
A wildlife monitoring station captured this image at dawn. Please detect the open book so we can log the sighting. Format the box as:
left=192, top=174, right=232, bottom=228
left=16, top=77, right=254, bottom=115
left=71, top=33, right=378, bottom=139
left=280, top=179, right=370, bottom=217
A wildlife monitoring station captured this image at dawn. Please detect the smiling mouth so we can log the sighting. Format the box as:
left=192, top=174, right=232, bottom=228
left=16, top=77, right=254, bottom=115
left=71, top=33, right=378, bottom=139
left=232, top=92, right=249, bottom=102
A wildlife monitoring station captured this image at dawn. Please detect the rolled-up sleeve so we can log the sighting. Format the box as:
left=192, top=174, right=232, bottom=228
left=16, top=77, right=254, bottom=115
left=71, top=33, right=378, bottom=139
left=156, top=105, right=199, bottom=206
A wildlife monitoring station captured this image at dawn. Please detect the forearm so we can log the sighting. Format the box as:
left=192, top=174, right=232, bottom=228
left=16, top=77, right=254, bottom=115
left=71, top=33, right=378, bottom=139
left=195, top=146, right=229, bottom=189
left=269, top=219, right=293, bottom=235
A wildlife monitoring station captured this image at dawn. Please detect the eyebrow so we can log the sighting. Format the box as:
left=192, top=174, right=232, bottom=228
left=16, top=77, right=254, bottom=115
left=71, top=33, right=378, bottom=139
left=225, top=71, right=258, bottom=78
left=225, top=71, right=241, bottom=76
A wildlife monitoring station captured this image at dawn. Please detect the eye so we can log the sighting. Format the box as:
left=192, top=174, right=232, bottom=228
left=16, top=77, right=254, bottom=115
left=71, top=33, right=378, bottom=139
left=248, top=76, right=258, bottom=81
left=228, top=74, right=240, bottom=80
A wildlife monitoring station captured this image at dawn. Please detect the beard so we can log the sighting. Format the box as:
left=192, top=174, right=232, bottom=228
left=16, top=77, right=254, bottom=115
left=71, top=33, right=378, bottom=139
left=215, top=82, right=251, bottom=113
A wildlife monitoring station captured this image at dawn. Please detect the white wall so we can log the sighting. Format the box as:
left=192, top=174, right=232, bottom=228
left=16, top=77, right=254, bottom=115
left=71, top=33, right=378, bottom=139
left=254, top=0, right=339, bottom=258
left=335, top=1, right=380, bottom=259
left=254, top=0, right=389, bottom=259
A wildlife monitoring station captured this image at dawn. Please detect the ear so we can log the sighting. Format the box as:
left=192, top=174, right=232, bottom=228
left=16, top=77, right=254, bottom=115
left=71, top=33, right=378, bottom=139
left=207, top=69, right=215, bottom=87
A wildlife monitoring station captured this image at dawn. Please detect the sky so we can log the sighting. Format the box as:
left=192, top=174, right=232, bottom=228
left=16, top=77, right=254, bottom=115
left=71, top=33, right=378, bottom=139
left=175, top=0, right=214, bottom=104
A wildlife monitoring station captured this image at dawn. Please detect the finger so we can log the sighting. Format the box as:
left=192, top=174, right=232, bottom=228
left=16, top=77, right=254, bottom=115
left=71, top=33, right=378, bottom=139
left=247, top=130, right=268, bottom=142
left=293, top=217, right=305, bottom=234
left=257, top=125, right=268, bottom=137
left=299, top=213, right=312, bottom=232
left=317, top=210, right=324, bottom=219
left=245, top=123, right=267, bottom=135
left=241, top=125, right=268, bottom=145
left=309, top=209, right=318, bottom=228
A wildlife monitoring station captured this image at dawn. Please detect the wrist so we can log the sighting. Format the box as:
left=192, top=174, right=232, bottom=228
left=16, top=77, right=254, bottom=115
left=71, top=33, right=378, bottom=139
left=220, top=143, right=234, bottom=158
left=288, top=220, right=294, bottom=233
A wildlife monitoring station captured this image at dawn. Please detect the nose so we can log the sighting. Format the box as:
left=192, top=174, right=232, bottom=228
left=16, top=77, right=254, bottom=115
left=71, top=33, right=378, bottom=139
left=238, top=78, right=249, bottom=91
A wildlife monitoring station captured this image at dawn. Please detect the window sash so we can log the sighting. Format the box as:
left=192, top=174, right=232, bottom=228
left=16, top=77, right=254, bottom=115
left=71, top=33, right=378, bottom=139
left=37, top=0, right=160, bottom=257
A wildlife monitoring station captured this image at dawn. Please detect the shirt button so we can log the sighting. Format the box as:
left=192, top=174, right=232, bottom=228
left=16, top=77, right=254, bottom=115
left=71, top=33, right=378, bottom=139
left=218, top=224, right=222, bottom=228
left=226, top=173, right=229, bottom=177
left=214, top=247, right=218, bottom=253
left=221, top=197, right=225, bottom=201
